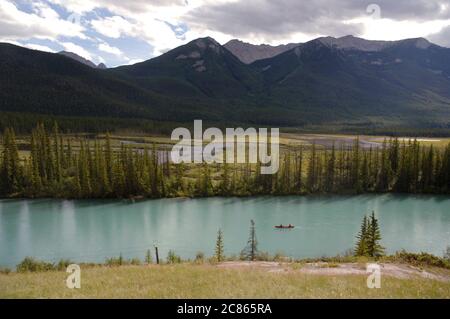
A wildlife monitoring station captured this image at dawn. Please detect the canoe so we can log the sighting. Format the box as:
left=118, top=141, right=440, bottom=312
left=274, top=225, right=295, bottom=229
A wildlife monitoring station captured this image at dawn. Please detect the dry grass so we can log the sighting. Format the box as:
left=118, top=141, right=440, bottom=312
left=0, top=263, right=449, bottom=299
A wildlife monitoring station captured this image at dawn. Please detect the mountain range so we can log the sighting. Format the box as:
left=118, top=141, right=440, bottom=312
left=58, top=51, right=107, bottom=69
left=224, top=39, right=299, bottom=64
left=1, top=35, right=450, bottom=132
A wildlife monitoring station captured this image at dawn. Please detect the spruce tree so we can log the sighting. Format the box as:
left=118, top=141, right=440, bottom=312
left=366, top=211, right=385, bottom=257
left=241, top=220, right=258, bottom=261
left=355, top=215, right=369, bottom=256
left=215, top=229, right=225, bottom=262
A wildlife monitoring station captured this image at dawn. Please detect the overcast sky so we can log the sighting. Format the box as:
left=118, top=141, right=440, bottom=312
left=2, top=0, right=450, bottom=66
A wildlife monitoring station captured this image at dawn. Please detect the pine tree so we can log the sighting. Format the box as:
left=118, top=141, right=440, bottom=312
left=377, top=139, right=391, bottom=191
left=219, top=162, right=230, bottom=195
left=355, top=215, right=369, bottom=256
left=366, top=211, right=385, bottom=257
left=0, top=128, right=22, bottom=194
left=351, top=137, right=361, bottom=192
left=241, top=220, right=258, bottom=261
left=294, top=148, right=303, bottom=192
left=215, top=229, right=225, bottom=262
left=324, top=143, right=335, bottom=192
left=306, top=142, right=317, bottom=192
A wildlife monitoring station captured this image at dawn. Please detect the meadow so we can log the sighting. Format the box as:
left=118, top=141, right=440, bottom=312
left=1, top=262, right=449, bottom=299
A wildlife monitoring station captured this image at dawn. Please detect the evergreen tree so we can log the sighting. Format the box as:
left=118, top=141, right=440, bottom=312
left=215, top=229, right=225, bottom=262
left=306, top=143, right=317, bottom=192
left=324, top=143, right=335, bottom=192
left=366, top=211, right=385, bottom=257
left=355, top=215, right=369, bottom=256
left=0, top=128, right=22, bottom=194
left=241, top=220, right=258, bottom=261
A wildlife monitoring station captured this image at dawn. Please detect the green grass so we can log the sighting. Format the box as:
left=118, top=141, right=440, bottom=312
left=0, top=263, right=449, bottom=299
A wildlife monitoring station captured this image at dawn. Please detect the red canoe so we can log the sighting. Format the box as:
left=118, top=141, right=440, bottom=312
left=274, top=225, right=295, bottom=229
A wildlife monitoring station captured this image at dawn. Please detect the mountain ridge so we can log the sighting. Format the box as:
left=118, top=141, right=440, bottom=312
left=1, top=35, right=450, bottom=131
left=58, top=51, right=107, bottom=69
left=224, top=39, right=300, bottom=64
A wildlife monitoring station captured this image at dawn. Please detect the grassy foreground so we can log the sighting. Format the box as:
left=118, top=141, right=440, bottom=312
left=1, top=263, right=449, bottom=299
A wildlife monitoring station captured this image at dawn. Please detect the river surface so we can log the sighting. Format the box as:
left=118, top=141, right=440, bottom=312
left=0, top=195, right=449, bottom=268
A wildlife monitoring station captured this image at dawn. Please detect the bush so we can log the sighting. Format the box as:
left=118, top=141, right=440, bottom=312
left=105, top=255, right=126, bottom=266
left=256, top=251, right=270, bottom=261
left=0, top=267, right=11, bottom=274
left=130, top=258, right=141, bottom=265
left=16, top=257, right=55, bottom=272
left=389, top=250, right=450, bottom=269
left=226, top=254, right=239, bottom=261
left=167, top=250, right=181, bottom=264
left=444, top=246, right=450, bottom=261
left=145, top=249, right=153, bottom=264
left=208, top=256, right=218, bottom=264
left=195, top=252, right=205, bottom=264
left=273, top=251, right=287, bottom=262
left=56, top=259, right=73, bottom=271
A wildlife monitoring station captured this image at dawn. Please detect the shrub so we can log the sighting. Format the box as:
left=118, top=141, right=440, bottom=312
left=56, top=259, right=73, bottom=271
left=256, top=251, right=270, bottom=261
left=167, top=250, right=181, bottom=264
left=16, top=257, right=55, bottom=272
left=208, top=256, right=218, bottom=264
left=105, top=256, right=126, bottom=266
left=226, top=254, right=239, bottom=261
left=130, top=258, right=141, bottom=265
left=273, top=251, right=287, bottom=262
left=0, top=267, right=11, bottom=274
left=195, top=252, right=205, bottom=264
left=145, top=249, right=153, bottom=264
left=390, top=250, right=450, bottom=269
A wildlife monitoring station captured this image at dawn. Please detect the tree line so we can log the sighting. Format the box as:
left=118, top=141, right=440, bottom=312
left=1, top=123, right=450, bottom=198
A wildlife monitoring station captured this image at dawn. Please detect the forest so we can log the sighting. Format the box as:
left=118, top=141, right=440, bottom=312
left=1, top=123, right=449, bottom=198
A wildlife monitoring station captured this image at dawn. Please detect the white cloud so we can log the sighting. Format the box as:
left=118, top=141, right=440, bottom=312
left=91, top=16, right=135, bottom=38
left=48, top=0, right=187, bottom=14
left=60, top=41, right=92, bottom=60
left=25, top=43, right=56, bottom=52
left=31, top=1, right=60, bottom=20
left=346, top=16, right=450, bottom=41
left=98, top=42, right=123, bottom=56
left=4, top=0, right=450, bottom=67
left=0, top=0, right=86, bottom=41
left=126, top=58, right=144, bottom=65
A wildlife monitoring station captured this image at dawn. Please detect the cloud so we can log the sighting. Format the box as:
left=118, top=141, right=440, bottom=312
left=428, top=25, right=450, bottom=47
left=3, top=0, right=450, bottom=67
left=126, top=58, right=144, bottom=65
left=24, top=43, right=56, bottom=52
left=48, top=0, right=187, bottom=14
left=60, top=41, right=93, bottom=60
left=98, top=42, right=123, bottom=56
left=373, top=0, right=450, bottom=21
left=185, top=0, right=367, bottom=42
left=0, top=0, right=86, bottom=41
left=90, top=13, right=189, bottom=56
left=91, top=15, right=135, bottom=38
left=186, top=0, right=450, bottom=44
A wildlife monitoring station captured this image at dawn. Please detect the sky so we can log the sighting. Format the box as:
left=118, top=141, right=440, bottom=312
left=1, top=0, right=450, bottom=67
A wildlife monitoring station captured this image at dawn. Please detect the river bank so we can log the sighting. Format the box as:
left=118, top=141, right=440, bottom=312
left=1, top=261, right=449, bottom=298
